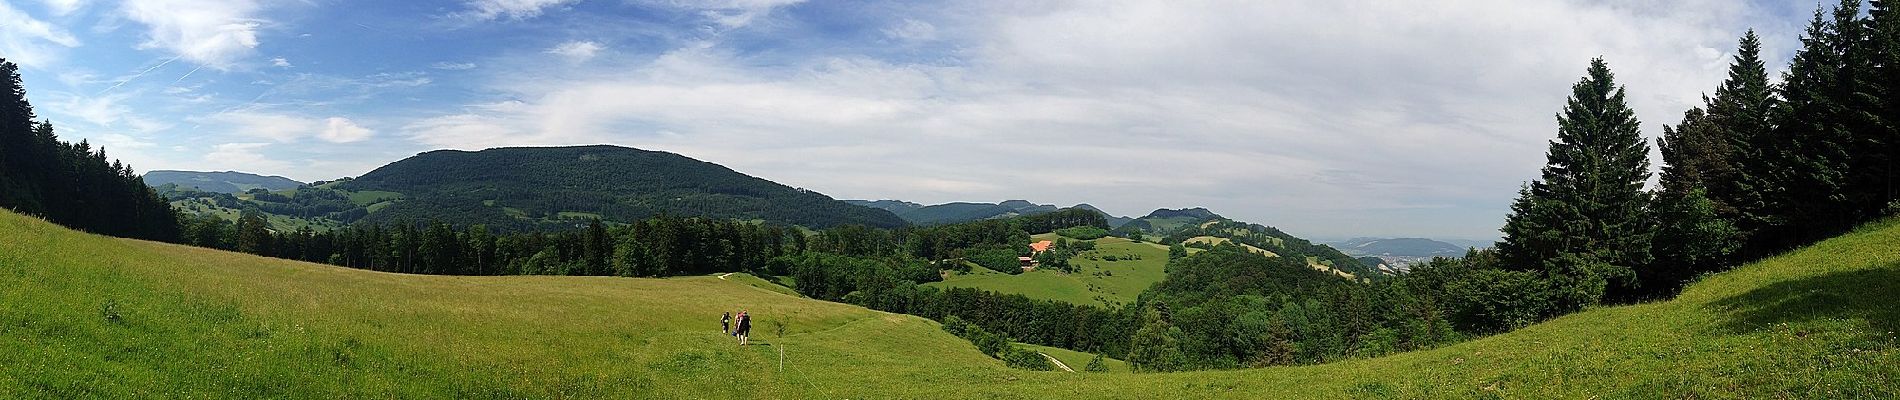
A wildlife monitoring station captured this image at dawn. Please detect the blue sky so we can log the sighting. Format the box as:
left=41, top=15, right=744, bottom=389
left=0, top=0, right=1818, bottom=240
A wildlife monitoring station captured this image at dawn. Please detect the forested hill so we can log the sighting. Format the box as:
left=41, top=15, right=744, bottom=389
left=143, top=170, right=303, bottom=194
left=334, top=145, right=906, bottom=230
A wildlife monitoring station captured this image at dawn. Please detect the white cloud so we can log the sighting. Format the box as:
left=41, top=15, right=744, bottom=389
left=205, top=111, right=313, bottom=142
left=205, top=142, right=289, bottom=171
left=546, top=40, right=604, bottom=62
left=204, top=111, right=372, bottom=143
left=45, top=92, right=172, bottom=135
left=319, top=117, right=374, bottom=143
left=882, top=19, right=937, bottom=42
left=37, top=0, right=87, bottom=16
left=450, top=0, right=576, bottom=22
left=415, top=0, right=1797, bottom=239
left=100, top=133, right=156, bottom=149
left=0, top=2, right=82, bottom=68
left=120, top=0, right=264, bottom=69
left=271, top=57, right=290, bottom=67
left=432, top=61, right=478, bottom=70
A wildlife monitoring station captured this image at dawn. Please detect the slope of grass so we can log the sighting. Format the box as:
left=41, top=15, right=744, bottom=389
left=1019, top=343, right=1129, bottom=373
left=722, top=272, right=802, bottom=298
left=3, top=210, right=1897, bottom=398
left=925, top=236, right=1175, bottom=307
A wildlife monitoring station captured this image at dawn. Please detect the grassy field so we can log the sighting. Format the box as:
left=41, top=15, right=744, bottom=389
left=924, top=236, right=1179, bottom=307
left=169, top=198, right=346, bottom=232
left=1183, top=235, right=1276, bottom=256
left=3, top=209, right=1897, bottom=398
left=346, top=190, right=404, bottom=206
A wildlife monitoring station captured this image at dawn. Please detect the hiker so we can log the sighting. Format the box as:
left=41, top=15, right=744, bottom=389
left=735, top=310, right=752, bottom=346
left=721, top=312, right=732, bottom=334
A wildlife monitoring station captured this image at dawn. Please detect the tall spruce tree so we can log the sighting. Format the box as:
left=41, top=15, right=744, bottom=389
left=1704, top=31, right=1779, bottom=226
left=1766, top=6, right=1860, bottom=248
left=0, top=60, right=42, bottom=213
left=1645, top=31, right=1780, bottom=294
left=1496, top=58, right=1652, bottom=309
left=1865, top=0, right=1900, bottom=216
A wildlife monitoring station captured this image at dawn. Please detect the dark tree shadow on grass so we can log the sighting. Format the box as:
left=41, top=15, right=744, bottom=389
left=1708, top=264, right=1900, bottom=336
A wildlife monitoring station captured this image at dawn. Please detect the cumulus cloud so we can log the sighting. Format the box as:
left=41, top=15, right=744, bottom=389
left=0, top=2, right=82, bottom=68
left=120, top=0, right=264, bottom=69
left=546, top=40, right=604, bottom=62
left=450, top=0, right=576, bottom=22
left=409, top=0, right=1797, bottom=239
left=270, top=57, right=290, bottom=67
left=319, top=117, right=374, bottom=143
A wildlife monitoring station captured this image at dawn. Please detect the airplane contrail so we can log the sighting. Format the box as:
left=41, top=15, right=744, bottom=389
left=98, top=55, right=182, bottom=95
left=172, top=64, right=206, bottom=86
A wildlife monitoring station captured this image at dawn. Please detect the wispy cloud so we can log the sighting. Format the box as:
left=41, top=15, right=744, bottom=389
left=449, top=0, right=576, bottom=23
left=0, top=1, right=83, bottom=68
left=119, top=0, right=264, bottom=69
left=204, top=111, right=373, bottom=143
left=882, top=19, right=937, bottom=42
left=205, top=142, right=289, bottom=171
left=431, top=61, right=478, bottom=70
left=270, top=57, right=290, bottom=68
left=661, top=0, right=807, bottom=30
left=37, top=0, right=88, bottom=16
left=546, top=40, right=604, bottom=62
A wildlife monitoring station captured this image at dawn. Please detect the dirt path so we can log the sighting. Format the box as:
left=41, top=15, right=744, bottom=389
left=1039, top=352, right=1075, bottom=372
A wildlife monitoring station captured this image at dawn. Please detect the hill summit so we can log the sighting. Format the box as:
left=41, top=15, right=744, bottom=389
left=143, top=170, right=303, bottom=194
left=335, top=145, right=905, bottom=230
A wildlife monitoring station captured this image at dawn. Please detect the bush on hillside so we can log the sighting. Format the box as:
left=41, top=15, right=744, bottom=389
left=1056, top=226, right=1109, bottom=240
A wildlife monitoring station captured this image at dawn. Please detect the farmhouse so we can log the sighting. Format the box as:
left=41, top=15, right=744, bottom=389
left=1020, top=240, right=1056, bottom=271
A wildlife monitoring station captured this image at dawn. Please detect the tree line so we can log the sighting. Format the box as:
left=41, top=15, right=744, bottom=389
left=181, top=212, right=805, bottom=277
left=0, top=59, right=178, bottom=242
left=1452, top=0, right=1900, bottom=336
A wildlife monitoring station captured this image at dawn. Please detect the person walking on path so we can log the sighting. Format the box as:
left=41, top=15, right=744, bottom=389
left=722, top=312, right=732, bottom=334
left=735, top=311, right=752, bottom=346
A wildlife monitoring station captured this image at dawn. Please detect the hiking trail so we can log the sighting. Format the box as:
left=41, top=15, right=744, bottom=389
left=1039, top=352, right=1075, bottom=372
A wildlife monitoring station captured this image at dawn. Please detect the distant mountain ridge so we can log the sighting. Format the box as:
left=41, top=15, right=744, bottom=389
left=844, top=199, right=1135, bottom=227
left=143, top=170, right=303, bottom=194
left=333, top=145, right=906, bottom=230
left=1329, top=237, right=1469, bottom=257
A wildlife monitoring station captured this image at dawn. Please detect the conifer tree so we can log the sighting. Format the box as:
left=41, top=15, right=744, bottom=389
left=1864, top=0, right=1900, bottom=215
left=1704, top=31, right=1778, bottom=227
left=1652, top=106, right=1742, bottom=296
left=1767, top=7, right=1859, bottom=248
left=1496, top=58, right=1652, bottom=308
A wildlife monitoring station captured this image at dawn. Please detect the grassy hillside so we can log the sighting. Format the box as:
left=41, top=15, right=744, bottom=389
left=3, top=209, right=1896, bottom=398
left=924, top=236, right=1181, bottom=307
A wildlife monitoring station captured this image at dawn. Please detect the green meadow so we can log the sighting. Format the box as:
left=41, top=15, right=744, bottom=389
left=925, top=235, right=1180, bottom=307
left=3, top=209, right=1897, bottom=398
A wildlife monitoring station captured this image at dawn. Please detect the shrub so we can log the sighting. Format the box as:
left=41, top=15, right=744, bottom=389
left=1055, top=226, right=1110, bottom=240
left=1084, top=353, right=1109, bottom=372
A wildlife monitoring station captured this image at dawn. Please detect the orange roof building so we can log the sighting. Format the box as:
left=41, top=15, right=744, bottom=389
left=1029, top=240, right=1053, bottom=253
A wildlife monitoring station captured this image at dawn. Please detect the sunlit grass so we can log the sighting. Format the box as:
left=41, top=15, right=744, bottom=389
left=2, top=210, right=1895, bottom=398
